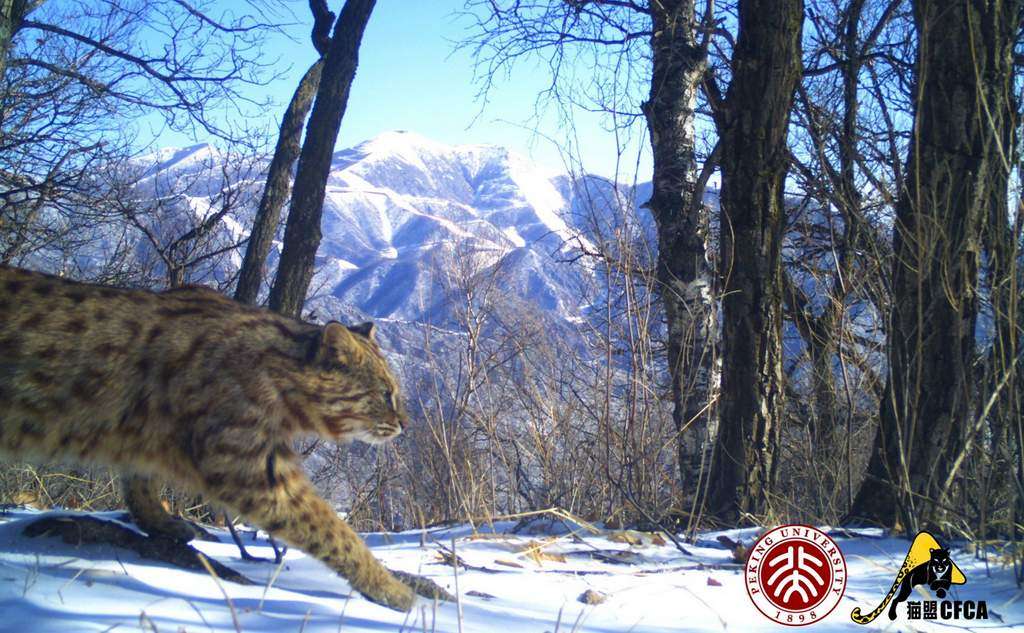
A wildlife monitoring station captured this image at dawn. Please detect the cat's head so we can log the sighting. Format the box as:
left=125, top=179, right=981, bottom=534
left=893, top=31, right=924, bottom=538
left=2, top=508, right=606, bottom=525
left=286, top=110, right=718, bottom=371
left=306, top=321, right=409, bottom=443
left=929, top=548, right=952, bottom=576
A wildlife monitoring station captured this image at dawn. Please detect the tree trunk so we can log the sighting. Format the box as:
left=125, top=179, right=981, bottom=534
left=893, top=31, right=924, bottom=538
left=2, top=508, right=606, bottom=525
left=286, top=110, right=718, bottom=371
left=851, top=0, right=1021, bottom=533
left=234, top=59, right=323, bottom=305
left=707, top=0, right=803, bottom=523
left=978, top=5, right=1021, bottom=544
left=268, top=0, right=375, bottom=318
left=641, top=0, right=716, bottom=503
left=0, top=0, right=28, bottom=80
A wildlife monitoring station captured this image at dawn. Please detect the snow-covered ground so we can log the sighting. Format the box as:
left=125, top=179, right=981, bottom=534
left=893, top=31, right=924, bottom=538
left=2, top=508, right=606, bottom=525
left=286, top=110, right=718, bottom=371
left=0, top=508, right=1019, bottom=632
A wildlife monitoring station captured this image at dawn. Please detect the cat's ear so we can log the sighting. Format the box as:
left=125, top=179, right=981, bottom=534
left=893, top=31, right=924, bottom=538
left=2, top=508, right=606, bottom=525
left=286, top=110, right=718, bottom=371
left=929, top=548, right=937, bottom=554
left=310, top=322, right=359, bottom=369
left=347, top=321, right=376, bottom=340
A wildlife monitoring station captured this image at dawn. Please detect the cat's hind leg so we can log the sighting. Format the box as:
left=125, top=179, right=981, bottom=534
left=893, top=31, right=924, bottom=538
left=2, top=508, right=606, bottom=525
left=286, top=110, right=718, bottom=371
left=123, top=474, right=207, bottom=542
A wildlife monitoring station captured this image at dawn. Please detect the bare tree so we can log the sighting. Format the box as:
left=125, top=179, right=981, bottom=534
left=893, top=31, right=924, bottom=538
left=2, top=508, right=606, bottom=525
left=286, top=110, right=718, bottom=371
left=776, top=0, right=907, bottom=520
left=0, top=0, right=286, bottom=268
left=0, top=1, right=30, bottom=78
left=852, top=0, right=1023, bottom=533
left=99, top=147, right=263, bottom=290
left=461, top=0, right=720, bottom=512
left=268, top=0, right=376, bottom=317
left=235, top=0, right=337, bottom=305
left=642, top=0, right=719, bottom=505
left=703, top=0, right=804, bottom=523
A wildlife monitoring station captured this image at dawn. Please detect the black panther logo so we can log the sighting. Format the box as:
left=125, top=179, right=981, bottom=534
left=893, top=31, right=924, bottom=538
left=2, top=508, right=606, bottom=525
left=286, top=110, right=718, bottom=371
left=851, top=532, right=965, bottom=625
left=885, top=548, right=953, bottom=619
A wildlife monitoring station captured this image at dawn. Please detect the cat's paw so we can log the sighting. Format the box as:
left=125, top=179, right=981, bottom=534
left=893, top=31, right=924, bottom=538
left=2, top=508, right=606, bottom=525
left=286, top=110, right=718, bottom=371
left=138, top=516, right=210, bottom=543
left=390, top=569, right=456, bottom=602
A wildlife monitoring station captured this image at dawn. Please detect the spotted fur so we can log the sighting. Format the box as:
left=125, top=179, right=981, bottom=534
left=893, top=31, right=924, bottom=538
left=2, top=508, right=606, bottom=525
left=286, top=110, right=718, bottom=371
left=0, top=266, right=415, bottom=611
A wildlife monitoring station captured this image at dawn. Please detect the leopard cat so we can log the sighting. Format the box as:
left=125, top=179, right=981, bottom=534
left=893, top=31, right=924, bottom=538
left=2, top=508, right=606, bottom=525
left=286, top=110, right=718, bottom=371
left=0, top=265, right=419, bottom=611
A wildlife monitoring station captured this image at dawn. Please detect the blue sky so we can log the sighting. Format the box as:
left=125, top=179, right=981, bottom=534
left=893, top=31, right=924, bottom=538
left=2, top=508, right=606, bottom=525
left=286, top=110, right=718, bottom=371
left=158, top=1, right=652, bottom=179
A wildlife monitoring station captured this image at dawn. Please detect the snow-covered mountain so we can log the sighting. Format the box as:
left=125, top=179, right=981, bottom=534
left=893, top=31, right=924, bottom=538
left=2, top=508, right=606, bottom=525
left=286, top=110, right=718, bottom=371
left=40, top=130, right=836, bottom=379
left=303, top=131, right=600, bottom=325
left=135, top=131, right=645, bottom=341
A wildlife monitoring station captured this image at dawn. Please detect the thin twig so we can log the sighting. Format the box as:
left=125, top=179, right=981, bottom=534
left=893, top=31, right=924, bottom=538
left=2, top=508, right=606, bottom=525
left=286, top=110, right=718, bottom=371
left=195, top=552, right=242, bottom=633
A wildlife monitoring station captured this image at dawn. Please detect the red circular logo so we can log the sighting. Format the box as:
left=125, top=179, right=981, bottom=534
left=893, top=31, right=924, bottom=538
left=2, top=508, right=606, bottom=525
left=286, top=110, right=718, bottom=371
left=745, top=525, right=847, bottom=626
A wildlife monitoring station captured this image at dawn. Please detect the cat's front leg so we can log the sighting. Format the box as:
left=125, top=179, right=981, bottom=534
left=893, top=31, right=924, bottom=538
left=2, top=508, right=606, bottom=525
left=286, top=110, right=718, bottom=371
left=195, top=437, right=415, bottom=611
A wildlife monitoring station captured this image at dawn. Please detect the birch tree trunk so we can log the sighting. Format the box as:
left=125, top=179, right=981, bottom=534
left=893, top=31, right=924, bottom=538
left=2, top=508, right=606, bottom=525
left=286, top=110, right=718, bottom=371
left=641, top=0, right=717, bottom=502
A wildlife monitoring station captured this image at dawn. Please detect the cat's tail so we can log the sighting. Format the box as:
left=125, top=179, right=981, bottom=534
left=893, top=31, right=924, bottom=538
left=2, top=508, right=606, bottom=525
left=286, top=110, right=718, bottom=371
left=850, top=561, right=910, bottom=624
